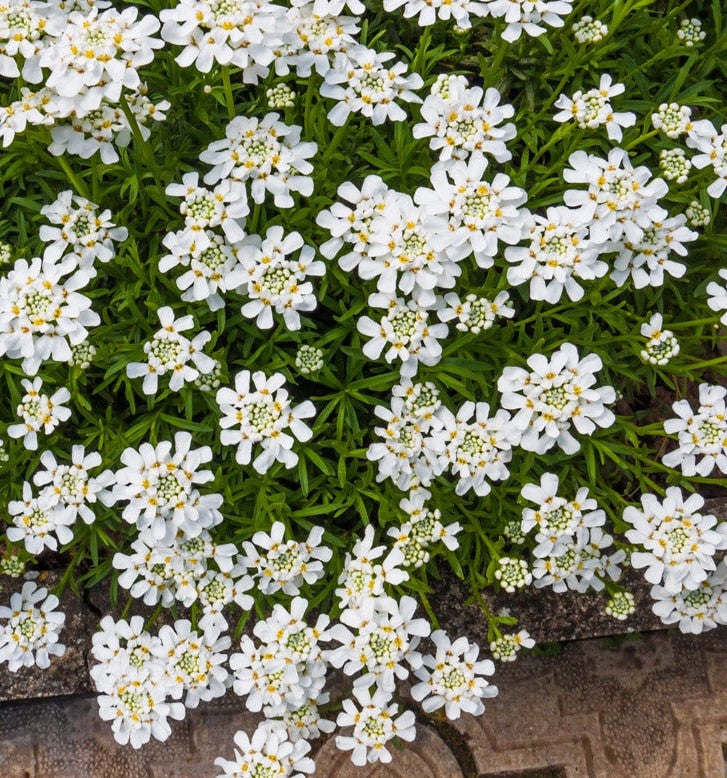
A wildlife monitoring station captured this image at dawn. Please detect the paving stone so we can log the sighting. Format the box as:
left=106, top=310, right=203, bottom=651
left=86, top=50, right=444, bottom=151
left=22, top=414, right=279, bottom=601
left=452, top=628, right=727, bottom=778
left=314, top=723, right=464, bottom=777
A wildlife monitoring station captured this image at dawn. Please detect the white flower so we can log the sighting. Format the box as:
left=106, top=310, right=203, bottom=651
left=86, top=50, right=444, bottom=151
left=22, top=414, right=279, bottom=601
left=215, top=722, right=315, bottom=778
left=610, top=212, right=698, bottom=289
left=7, top=482, right=76, bottom=554
left=161, top=0, right=287, bottom=82
left=659, top=148, right=691, bottom=184
left=437, top=401, right=518, bottom=496
left=388, top=491, right=461, bottom=567
left=662, top=383, right=727, bottom=476
left=487, top=0, right=573, bottom=42
left=40, top=7, right=162, bottom=112
left=495, top=557, right=532, bottom=592
left=605, top=591, right=635, bottom=621
left=520, top=472, right=605, bottom=548
left=113, top=522, right=236, bottom=608
left=280, top=701, right=335, bottom=742
left=227, top=226, right=325, bottom=330
left=639, top=313, right=679, bottom=365
left=563, top=148, right=668, bottom=243
left=241, top=521, right=332, bottom=595
left=216, top=369, right=315, bottom=473
left=532, top=527, right=622, bottom=593
left=414, top=155, right=528, bottom=269
left=335, top=686, right=416, bottom=766
left=358, top=191, right=459, bottom=306
left=651, top=102, right=693, bottom=139
left=685, top=199, right=710, bottom=227
left=158, top=619, right=230, bottom=708
left=295, top=344, right=324, bottom=375
left=39, top=189, right=128, bottom=268
left=0, top=255, right=99, bottom=375
left=197, top=566, right=255, bottom=634
left=111, top=431, right=222, bottom=539
left=367, top=395, right=446, bottom=490
left=284, top=0, right=360, bottom=77
left=553, top=74, right=635, bottom=141
left=572, top=14, right=607, bottom=44
left=505, top=205, right=608, bottom=303
left=32, top=445, right=115, bottom=524
left=165, top=172, right=248, bottom=244
left=230, top=598, right=329, bottom=715
left=624, top=487, right=727, bottom=593
left=92, top=636, right=185, bottom=748
left=315, top=174, right=398, bottom=271
left=357, top=293, right=448, bottom=378
left=199, top=112, right=317, bottom=208
left=413, top=74, right=516, bottom=163
left=126, top=306, right=215, bottom=395
left=677, top=17, right=706, bottom=46
left=706, top=268, right=727, bottom=326
left=685, top=121, right=727, bottom=198
left=160, top=228, right=241, bottom=311
left=439, top=291, right=515, bottom=333
left=0, top=581, right=65, bottom=671
left=498, top=343, right=616, bottom=454
left=335, top=525, right=408, bottom=609
left=411, top=630, right=497, bottom=718
left=650, top=562, right=727, bottom=634
left=328, top=594, right=430, bottom=692
left=383, top=0, right=489, bottom=27
left=321, top=45, right=423, bottom=126
left=267, top=82, right=296, bottom=108
left=7, top=377, right=71, bottom=450
left=489, top=629, right=534, bottom=661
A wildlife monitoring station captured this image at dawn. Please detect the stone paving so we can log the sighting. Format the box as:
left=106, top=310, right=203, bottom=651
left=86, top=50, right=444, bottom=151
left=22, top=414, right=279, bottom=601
left=1, top=628, right=726, bottom=777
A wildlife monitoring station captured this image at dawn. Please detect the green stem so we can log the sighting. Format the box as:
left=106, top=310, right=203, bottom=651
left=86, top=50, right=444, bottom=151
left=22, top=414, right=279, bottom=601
left=56, top=155, right=90, bottom=199
left=118, top=93, right=165, bottom=183
left=221, top=65, right=236, bottom=120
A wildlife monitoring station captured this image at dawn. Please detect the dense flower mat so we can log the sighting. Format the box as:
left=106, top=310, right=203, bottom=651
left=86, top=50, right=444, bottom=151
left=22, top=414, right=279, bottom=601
left=0, top=0, right=726, bottom=773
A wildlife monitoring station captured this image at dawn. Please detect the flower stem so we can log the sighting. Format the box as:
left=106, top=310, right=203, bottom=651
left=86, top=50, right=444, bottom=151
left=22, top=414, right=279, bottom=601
left=221, top=66, right=236, bottom=120
left=56, top=155, right=90, bottom=199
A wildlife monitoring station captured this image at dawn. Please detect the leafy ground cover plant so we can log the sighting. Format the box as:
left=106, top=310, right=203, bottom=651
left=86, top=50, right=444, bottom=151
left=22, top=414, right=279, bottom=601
left=0, top=0, right=726, bottom=772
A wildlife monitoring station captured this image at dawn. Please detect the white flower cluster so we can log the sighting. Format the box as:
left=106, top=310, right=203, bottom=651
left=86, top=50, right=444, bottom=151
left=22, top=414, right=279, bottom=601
left=554, top=74, right=635, bottom=142
left=521, top=473, right=624, bottom=594
left=677, top=17, right=705, bottom=47
left=0, top=189, right=124, bottom=376
left=7, top=377, right=71, bottom=452
left=241, top=521, right=332, bottom=595
left=387, top=489, right=462, bottom=568
left=572, top=15, right=607, bottom=44
left=662, top=383, right=727, bottom=477
left=369, top=347, right=615, bottom=500
left=489, top=629, right=535, bottom=661
left=0, top=3, right=168, bottom=162
left=563, top=147, right=698, bottom=289
left=91, top=615, right=229, bottom=748
left=0, top=581, right=65, bottom=672
left=639, top=313, right=679, bottom=366
left=319, top=157, right=523, bottom=377
left=216, top=369, right=315, bottom=473
left=110, top=432, right=222, bottom=539
left=126, top=306, right=215, bottom=395
left=414, top=74, right=516, bottom=163
left=625, top=489, right=727, bottom=633
left=161, top=117, right=326, bottom=331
